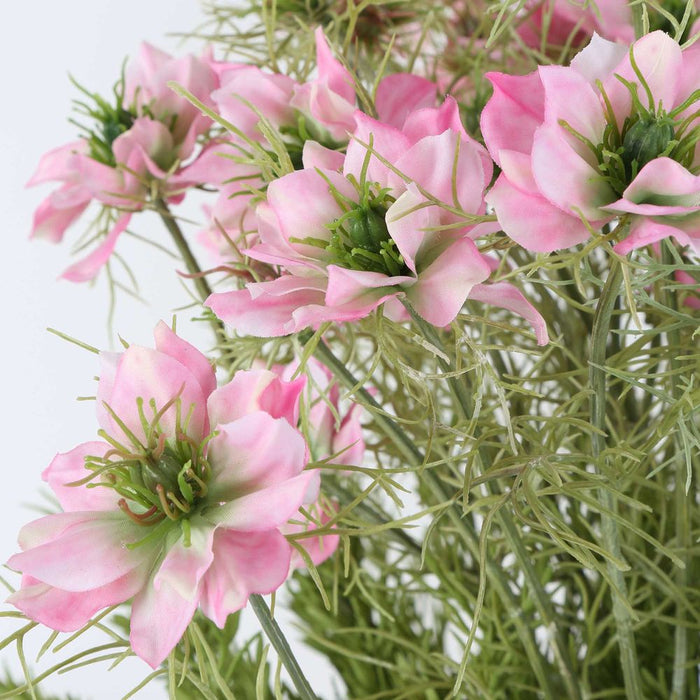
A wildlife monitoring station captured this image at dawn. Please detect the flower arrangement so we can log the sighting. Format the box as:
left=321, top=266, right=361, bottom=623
left=3, top=1, right=699, bottom=698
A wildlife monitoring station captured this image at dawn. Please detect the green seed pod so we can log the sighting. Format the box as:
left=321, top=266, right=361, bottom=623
left=622, top=115, right=675, bottom=178
left=347, top=205, right=390, bottom=254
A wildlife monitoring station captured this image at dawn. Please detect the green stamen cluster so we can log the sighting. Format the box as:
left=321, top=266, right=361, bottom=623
left=323, top=179, right=409, bottom=276
left=70, top=75, right=136, bottom=168
left=559, top=49, right=699, bottom=198
left=77, top=394, right=213, bottom=540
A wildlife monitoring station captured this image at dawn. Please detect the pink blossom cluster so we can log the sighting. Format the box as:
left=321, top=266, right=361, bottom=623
left=17, top=10, right=700, bottom=672
left=7, top=323, right=353, bottom=667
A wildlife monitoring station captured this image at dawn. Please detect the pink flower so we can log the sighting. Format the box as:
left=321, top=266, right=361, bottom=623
left=517, top=0, right=634, bottom=48
left=291, top=28, right=437, bottom=141
left=205, top=98, right=494, bottom=334
left=207, top=97, right=549, bottom=344
left=28, top=43, right=225, bottom=281
left=481, top=31, right=700, bottom=254
left=7, top=322, right=318, bottom=668
left=197, top=175, right=264, bottom=266
left=278, top=356, right=365, bottom=468
left=212, top=28, right=436, bottom=158
left=124, top=43, right=218, bottom=160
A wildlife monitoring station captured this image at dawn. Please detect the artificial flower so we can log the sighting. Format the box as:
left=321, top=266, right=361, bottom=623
left=482, top=31, right=700, bottom=254
left=7, top=322, right=318, bottom=668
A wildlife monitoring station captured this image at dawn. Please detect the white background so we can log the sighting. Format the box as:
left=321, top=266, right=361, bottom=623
left=0, top=2, right=334, bottom=697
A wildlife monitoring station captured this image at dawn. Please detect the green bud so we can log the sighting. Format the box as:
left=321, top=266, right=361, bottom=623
left=622, top=115, right=675, bottom=178
left=347, top=205, right=391, bottom=254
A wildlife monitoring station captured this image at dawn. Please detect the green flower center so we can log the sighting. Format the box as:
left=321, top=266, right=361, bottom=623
left=325, top=188, right=409, bottom=277
left=80, top=396, right=213, bottom=535
left=70, top=75, right=136, bottom=167
left=559, top=47, right=699, bottom=198
left=620, top=114, right=676, bottom=180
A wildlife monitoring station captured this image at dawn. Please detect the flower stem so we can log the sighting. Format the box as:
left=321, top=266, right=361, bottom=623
left=154, top=198, right=226, bottom=343
left=402, top=301, right=582, bottom=700
left=661, top=243, right=693, bottom=700
left=589, top=259, right=643, bottom=700
left=311, top=336, right=560, bottom=699
left=249, top=594, right=319, bottom=700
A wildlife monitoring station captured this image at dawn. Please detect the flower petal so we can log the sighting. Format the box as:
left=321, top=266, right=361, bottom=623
left=130, top=575, right=198, bottom=668
left=42, top=442, right=118, bottom=512
left=7, top=513, right=155, bottom=592
left=375, top=74, right=437, bottom=128
left=208, top=369, right=305, bottom=428
left=154, top=519, right=215, bottom=602
left=154, top=320, right=216, bottom=400
left=60, top=212, right=132, bottom=283
left=200, top=529, right=291, bottom=628
left=7, top=570, right=147, bottom=633
left=406, top=237, right=490, bottom=327
left=205, top=277, right=328, bottom=337
left=481, top=71, right=545, bottom=165
left=469, top=282, right=550, bottom=345
left=486, top=174, right=591, bottom=251
left=207, top=412, right=309, bottom=501
left=531, top=125, right=615, bottom=221
left=205, top=471, right=320, bottom=531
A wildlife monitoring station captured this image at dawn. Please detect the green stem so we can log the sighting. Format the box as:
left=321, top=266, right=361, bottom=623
left=589, top=259, right=643, bottom=700
left=402, top=301, right=582, bottom=700
left=631, top=3, right=645, bottom=39
left=249, top=594, right=319, bottom=700
left=154, top=198, right=226, bottom=343
left=661, top=243, right=692, bottom=700
left=311, top=336, right=559, bottom=699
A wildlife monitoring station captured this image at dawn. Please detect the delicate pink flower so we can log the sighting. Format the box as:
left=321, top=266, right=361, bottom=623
left=208, top=97, right=549, bottom=343
left=517, top=0, right=634, bottom=49
left=206, top=98, right=494, bottom=334
left=124, top=43, right=218, bottom=160
left=211, top=28, right=436, bottom=159
left=197, top=171, right=264, bottom=265
left=269, top=355, right=367, bottom=568
left=482, top=31, right=700, bottom=254
left=291, top=28, right=437, bottom=141
left=277, top=356, right=365, bottom=468
left=28, top=44, right=226, bottom=281
left=7, top=322, right=318, bottom=668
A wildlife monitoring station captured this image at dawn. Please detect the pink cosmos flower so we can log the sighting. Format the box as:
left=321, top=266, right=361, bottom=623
left=28, top=43, right=226, bottom=282
left=481, top=31, right=700, bottom=254
left=6, top=322, right=319, bottom=668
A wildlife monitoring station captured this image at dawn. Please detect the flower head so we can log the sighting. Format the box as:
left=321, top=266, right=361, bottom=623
left=28, top=44, right=225, bottom=282
left=7, top=322, right=318, bottom=668
left=206, top=98, right=496, bottom=334
left=482, top=31, right=700, bottom=254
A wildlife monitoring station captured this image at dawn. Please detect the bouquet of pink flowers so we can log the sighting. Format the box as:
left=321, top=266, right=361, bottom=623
left=3, top=1, right=699, bottom=698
